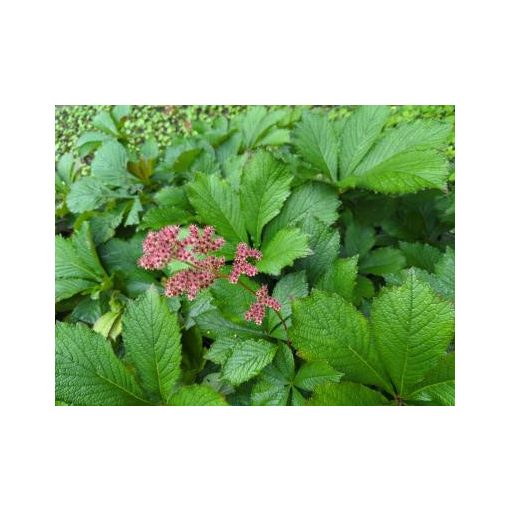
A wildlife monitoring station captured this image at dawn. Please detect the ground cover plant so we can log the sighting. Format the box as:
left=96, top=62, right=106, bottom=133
left=55, top=105, right=455, bottom=406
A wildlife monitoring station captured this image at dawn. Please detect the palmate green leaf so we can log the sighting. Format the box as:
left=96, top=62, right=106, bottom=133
left=222, top=338, right=277, bottom=386
left=66, top=176, right=112, bottom=214
left=289, top=290, right=392, bottom=393
left=55, top=222, right=108, bottom=302
left=264, top=181, right=339, bottom=240
left=91, top=140, right=129, bottom=186
left=257, top=227, right=311, bottom=276
left=371, top=271, right=454, bottom=396
left=55, top=322, right=148, bottom=406
left=339, top=105, right=390, bottom=178
left=341, top=150, right=450, bottom=194
left=294, top=361, right=342, bottom=391
left=359, top=247, right=406, bottom=276
left=240, top=151, right=293, bottom=246
left=407, top=353, right=454, bottom=405
left=293, top=111, right=338, bottom=181
left=294, top=218, right=340, bottom=285
left=316, top=256, right=358, bottom=301
left=168, top=385, right=228, bottom=406
left=307, top=382, right=389, bottom=406
left=187, top=173, right=247, bottom=250
left=123, top=287, right=182, bottom=403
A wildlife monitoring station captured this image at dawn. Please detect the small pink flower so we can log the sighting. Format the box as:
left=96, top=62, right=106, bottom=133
left=245, top=285, right=281, bottom=325
left=229, top=242, right=262, bottom=283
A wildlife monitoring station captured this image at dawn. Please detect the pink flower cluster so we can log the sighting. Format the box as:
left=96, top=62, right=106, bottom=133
left=245, top=285, right=281, bottom=325
left=138, top=225, right=226, bottom=299
left=229, top=243, right=262, bottom=283
left=138, top=224, right=282, bottom=326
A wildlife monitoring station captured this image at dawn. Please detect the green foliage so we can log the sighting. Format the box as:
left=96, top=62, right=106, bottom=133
left=240, top=151, right=293, bottom=246
left=55, top=322, right=148, bottom=405
left=123, top=287, right=182, bottom=402
left=55, top=105, right=454, bottom=406
left=290, top=272, right=455, bottom=404
left=371, top=272, right=454, bottom=396
left=257, top=227, right=311, bottom=275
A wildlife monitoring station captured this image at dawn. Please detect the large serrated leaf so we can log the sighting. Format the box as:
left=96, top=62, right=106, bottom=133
left=123, top=287, right=182, bottom=402
left=240, top=151, right=293, bottom=246
left=55, top=322, right=148, bottom=406
left=289, top=290, right=392, bottom=392
left=371, top=271, right=454, bottom=396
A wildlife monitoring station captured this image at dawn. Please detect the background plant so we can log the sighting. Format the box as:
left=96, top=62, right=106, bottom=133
left=55, top=104, right=455, bottom=406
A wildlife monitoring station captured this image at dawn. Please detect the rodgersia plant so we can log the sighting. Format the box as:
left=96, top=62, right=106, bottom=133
left=138, top=224, right=283, bottom=328
left=55, top=105, right=454, bottom=406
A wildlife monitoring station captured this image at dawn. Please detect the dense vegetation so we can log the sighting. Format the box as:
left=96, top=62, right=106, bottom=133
left=55, top=105, right=455, bottom=406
